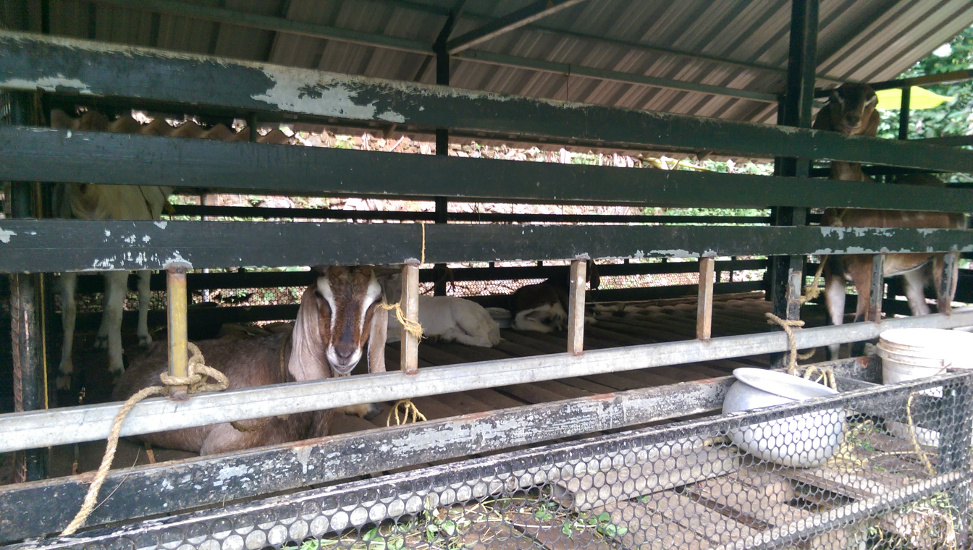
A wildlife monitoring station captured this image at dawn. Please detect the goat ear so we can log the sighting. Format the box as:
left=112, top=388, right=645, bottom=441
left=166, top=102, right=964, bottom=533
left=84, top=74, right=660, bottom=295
left=829, top=89, right=842, bottom=105
left=366, top=306, right=388, bottom=373
left=587, top=260, right=601, bottom=290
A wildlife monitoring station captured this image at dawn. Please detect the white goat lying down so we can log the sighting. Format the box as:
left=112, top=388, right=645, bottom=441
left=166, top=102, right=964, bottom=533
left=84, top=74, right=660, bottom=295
left=112, top=266, right=388, bottom=455
left=381, top=274, right=501, bottom=348
left=509, top=261, right=600, bottom=333
left=54, top=109, right=290, bottom=387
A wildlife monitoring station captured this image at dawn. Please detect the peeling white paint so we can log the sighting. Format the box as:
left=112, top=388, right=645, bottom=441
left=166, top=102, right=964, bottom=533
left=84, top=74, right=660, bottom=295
left=216, top=465, right=250, bottom=483
left=163, top=251, right=192, bottom=269
left=0, top=228, right=15, bottom=244
left=160, top=478, right=174, bottom=491
left=104, top=229, right=111, bottom=237
left=649, top=248, right=700, bottom=258
left=153, top=221, right=167, bottom=229
left=0, top=76, right=94, bottom=95
left=252, top=67, right=406, bottom=123
left=293, top=446, right=313, bottom=474
left=142, top=235, right=151, bottom=243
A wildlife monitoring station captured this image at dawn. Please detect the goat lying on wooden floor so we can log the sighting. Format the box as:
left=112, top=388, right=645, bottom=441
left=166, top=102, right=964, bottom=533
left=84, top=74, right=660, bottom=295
left=112, top=266, right=388, bottom=455
left=54, top=109, right=289, bottom=388
left=380, top=274, right=501, bottom=347
left=510, top=261, right=600, bottom=333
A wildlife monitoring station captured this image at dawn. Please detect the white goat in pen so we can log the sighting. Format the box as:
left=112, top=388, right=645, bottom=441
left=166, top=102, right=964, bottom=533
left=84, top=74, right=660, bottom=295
left=112, top=266, right=388, bottom=455
left=381, top=273, right=501, bottom=347
left=52, top=109, right=172, bottom=387
left=54, top=109, right=289, bottom=387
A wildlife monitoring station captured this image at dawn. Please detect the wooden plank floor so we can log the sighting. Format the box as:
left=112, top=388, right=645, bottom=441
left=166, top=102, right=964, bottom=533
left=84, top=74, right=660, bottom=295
left=38, top=292, right=831, bottom=476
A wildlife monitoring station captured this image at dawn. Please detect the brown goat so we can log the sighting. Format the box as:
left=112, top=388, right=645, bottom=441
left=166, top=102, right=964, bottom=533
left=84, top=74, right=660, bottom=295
left=821, top=165, right=965, bottom=357
left=510, top=261, right=600, bottom=332
left=112, top=266, right=388, bottom=455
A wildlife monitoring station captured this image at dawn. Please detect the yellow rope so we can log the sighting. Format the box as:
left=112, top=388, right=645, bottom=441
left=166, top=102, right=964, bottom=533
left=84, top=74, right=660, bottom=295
left=801, top=365, right=837, bottom=390
left=765, top=312, right=817, bottom=375
left=379, top=300, right=424, bottom=341
left=905, top=393, right=936, bottom=477
left=61, top=343, right=228, bottom=536
left=387, top=399, right=428, bottom=426
left=420, top=222, right=426, bottom=266
left=800, top=256, right=828, bottom=305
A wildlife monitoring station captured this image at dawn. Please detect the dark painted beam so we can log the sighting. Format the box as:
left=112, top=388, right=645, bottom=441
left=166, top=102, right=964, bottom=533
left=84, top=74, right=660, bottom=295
left=2, top=127, right=972, bottom=211
left=2, top=32, right=971, bottom=170
left=444, top=0, right=586, bottom=54
left=0, top=219, right=970, bottom=273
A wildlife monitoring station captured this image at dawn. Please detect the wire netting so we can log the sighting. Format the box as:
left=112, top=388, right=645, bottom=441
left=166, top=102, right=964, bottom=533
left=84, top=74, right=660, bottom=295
left=36, top=373, right=973, bottom=550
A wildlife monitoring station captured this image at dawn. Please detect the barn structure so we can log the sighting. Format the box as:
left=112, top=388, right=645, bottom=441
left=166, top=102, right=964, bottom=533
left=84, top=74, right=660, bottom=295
left=2, top=0, right=973, bottom=548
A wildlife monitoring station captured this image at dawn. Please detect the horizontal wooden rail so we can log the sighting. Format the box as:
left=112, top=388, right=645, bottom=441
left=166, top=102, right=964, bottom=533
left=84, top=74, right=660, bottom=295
left=2, top=32, right=973, bottom=171
left=3, top=126, right=973, bottom=211
left=0, top=219, right=970, bottom=273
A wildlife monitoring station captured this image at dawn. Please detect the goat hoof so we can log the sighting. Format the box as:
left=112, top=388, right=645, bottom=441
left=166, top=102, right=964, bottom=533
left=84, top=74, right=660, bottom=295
left=138, top=335, right=153, bottom=347
left=93, top=336, right=109, bottom=350
left=55, top=374, right=72, bottom=391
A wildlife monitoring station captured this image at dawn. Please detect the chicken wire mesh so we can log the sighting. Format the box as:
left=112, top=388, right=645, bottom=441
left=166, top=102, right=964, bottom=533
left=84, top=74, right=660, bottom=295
left=22, top=372, right=973, bottom=550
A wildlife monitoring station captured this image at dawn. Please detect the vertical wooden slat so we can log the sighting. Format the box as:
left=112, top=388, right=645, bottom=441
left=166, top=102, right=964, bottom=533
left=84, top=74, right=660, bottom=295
left=696, top=257, right=716, bottom=340
left=868, top=254, right=885, bottom=323
left=567, top=258, right=587, bottom=355
left=166, top=263, right=190, bottom=400
left=401, top=261, right=420, bottom=375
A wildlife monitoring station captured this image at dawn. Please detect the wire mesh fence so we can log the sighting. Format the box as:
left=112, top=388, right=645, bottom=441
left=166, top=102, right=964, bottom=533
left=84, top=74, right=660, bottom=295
left=25, top=372, right=973, bottom=550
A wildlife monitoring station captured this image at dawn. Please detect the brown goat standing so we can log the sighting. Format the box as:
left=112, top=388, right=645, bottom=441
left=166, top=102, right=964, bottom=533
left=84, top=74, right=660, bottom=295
left=112, top=266, right=388, bottom=455
left=814, top=86, right=965, bottom=357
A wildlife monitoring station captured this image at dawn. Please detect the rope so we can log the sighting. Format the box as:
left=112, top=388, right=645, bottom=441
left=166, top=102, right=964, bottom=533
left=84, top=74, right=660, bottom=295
left=800, top=256, right=828, bottom=305
left=801, top=365, right=837, bottom=390
left=387, top=399, right=427, bottom=426
left=61, top=343, right=228, bottom=536
left=905, top=393, right=936, bottom=476
left=420, top=222, right=426, bottom=266
left=765, top=313, right=817, bottom=375
left=379, top=300, right=424, bottom=341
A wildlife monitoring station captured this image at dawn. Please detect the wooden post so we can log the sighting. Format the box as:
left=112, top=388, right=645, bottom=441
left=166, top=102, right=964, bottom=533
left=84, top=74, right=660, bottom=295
left=868, top=254, right=885, bottom=323
left=401, top=261, right=420, bottom=375
left=166, top=263, right=190, bottom=400
left=697, top=256, right=716, bottom=340
left=567, top=258, right=587, bottom=355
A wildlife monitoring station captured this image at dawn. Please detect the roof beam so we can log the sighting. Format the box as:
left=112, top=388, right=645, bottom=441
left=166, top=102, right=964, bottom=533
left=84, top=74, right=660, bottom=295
left=84, top=0, right=776, bottom=102
left=443, top=0, right=586, bottom=55
left=382, top=0, right=842, bottom=83
left=92, top=0, right=433, bottom=54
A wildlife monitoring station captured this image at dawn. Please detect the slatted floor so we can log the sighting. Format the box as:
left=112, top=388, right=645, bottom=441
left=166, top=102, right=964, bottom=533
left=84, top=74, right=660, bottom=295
left=39, top=291, right=832, bottom=477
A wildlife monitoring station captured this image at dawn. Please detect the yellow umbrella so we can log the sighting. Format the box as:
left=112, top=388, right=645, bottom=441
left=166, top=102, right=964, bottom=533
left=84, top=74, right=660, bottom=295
left=875, top=86, right=956, bottom=110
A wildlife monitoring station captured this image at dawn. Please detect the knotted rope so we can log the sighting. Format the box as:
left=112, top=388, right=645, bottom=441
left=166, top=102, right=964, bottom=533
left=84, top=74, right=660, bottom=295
left=764, top=313, right=817, bottom=375
left=387, top=399, right=428, bottom=426
left=379, top=300, right=424, bottom=341
left=62, top=343, right=228, bottom=536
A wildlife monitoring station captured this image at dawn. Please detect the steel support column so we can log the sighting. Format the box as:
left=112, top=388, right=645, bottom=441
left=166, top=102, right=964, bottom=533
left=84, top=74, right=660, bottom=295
left=6, top=91, right=48, bottom=482
left=433, top=46, right=451, bottom=296
left=770, top=0, right=817, bottom=368
left=898, top=86, right=911, bottom=141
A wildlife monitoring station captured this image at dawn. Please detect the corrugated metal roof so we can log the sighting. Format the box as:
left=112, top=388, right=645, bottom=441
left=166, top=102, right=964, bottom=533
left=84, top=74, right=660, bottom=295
left=4, top=0, right=972, bottom=127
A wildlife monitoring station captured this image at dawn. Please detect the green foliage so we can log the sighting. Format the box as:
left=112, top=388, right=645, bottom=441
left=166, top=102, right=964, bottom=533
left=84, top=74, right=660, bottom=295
left=877, top=25, right=973, bottom=140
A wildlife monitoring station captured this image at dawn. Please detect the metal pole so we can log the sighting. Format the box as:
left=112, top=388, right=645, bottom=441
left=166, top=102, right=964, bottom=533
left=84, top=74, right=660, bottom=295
left=566, top=257, right=586, bottom=355
left=898, top=86, right=911, bottom=141
left=433, top=49, right=450, bottom=297
left=770, top=0, right=817, bottom=368
left=166, top=263, right=190, bottom=400
left=7, top=91, right=48, bottom=481
left=400, top=261, right=420, bottom=375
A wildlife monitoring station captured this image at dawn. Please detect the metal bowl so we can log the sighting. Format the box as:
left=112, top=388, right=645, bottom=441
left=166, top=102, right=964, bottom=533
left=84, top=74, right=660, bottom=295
left=723, top=368, right=845, bottom=468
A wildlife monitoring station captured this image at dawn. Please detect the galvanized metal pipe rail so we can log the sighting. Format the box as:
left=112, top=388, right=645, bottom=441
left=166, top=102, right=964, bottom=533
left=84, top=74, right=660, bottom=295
left=0, top=309, right=970, bottom=454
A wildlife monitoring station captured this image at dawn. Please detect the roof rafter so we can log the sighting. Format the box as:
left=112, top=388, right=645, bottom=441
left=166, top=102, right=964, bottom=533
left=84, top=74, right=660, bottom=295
left=444, top=0, right=586, bottom=55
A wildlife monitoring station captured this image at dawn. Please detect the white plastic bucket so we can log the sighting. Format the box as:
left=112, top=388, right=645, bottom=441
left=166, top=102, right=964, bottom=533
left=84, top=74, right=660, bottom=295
left=879, top=328, right=973, bottom=447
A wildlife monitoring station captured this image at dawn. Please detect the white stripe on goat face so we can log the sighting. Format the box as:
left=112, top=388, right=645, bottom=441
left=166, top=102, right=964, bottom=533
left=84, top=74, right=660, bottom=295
left=317, top=267, right=382, bottom=375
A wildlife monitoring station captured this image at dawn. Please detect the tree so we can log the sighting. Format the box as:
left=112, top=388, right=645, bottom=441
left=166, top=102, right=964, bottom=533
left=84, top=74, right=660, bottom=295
left=877, top=25, right=973, bottom=139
